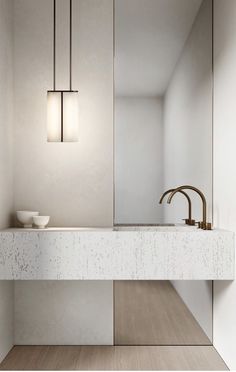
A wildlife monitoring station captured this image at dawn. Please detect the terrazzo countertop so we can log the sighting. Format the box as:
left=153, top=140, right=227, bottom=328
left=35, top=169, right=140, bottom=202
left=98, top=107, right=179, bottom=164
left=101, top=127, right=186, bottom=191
left=0, top=226, right=234, bottom=280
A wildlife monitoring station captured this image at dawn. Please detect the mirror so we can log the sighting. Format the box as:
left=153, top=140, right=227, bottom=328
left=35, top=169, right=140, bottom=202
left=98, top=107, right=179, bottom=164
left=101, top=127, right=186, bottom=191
left=114, top=0, right=213, bottom=346
left=114, top=0, right=212, bottom=226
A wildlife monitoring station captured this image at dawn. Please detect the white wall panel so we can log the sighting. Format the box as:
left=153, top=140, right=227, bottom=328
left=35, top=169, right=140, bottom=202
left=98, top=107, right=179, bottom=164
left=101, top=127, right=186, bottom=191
left=14, top=281, right=113, bottom=345
left=214, top=0, right=236, bottom=368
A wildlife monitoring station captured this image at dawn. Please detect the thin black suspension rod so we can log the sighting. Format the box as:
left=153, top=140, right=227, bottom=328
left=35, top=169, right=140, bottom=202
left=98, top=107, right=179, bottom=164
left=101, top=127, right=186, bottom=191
left=53, top=0, right=56, bottom=90
left=53, top=0, right=72, bottom=91
left=61, top=91, right=64, bottom=142
left=69, top=0, right=72, bottom=90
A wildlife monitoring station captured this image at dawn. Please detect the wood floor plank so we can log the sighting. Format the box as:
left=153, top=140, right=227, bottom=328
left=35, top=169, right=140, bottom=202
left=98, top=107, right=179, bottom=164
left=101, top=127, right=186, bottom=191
left=114, top=280, right=211, bottom=345
left=0, top=346, right=228, bottom=370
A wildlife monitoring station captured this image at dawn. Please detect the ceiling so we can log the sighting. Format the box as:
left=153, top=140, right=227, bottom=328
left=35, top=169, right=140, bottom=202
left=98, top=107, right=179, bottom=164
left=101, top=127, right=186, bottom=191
left=115, top=0, right=203, bottom=97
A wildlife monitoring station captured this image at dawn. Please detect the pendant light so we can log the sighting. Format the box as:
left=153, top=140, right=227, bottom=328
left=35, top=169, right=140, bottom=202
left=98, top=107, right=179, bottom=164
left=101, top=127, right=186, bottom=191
left=47, top=0, right=78, bottom=142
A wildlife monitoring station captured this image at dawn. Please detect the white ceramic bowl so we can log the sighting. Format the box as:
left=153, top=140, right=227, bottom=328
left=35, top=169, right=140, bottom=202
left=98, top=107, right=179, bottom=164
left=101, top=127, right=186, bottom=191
left=16, top=211, right=39, bottom=228
left=33, top=216, right=50, bottom=229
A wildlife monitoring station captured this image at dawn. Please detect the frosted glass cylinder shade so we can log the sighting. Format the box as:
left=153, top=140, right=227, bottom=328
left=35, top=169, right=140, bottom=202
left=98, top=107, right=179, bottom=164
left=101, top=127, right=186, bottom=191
left=47, top=91, right=78, bottom=142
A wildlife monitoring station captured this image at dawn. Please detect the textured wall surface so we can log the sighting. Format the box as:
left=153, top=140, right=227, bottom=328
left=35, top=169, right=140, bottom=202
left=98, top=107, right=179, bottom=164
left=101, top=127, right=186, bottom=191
left=0, top=0, right=14, bottom=363
left=0, top=0, right=14, bottom=228
left=13, top=0, right=113, bottom=227
left=11, top=0, right=114, bottom=346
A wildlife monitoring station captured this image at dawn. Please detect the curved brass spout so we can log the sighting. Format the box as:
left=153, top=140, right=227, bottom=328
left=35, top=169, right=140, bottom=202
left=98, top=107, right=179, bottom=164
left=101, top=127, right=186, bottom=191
left=167, top=185, right=211, bottom=230
left=159, top=188, right=195, bottom=225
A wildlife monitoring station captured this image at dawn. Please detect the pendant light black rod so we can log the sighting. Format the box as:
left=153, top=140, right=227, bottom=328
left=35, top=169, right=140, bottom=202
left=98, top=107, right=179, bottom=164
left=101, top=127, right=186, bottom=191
left=69, top=0, right=72, bottom=91
left=53, top=0, right=72, bottom=91
left=53, top=0, right=56, bottom=90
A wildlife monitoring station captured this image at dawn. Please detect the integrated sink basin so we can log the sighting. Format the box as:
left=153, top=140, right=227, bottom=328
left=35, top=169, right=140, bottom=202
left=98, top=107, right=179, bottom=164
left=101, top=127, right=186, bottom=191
left=113, top=224, right=199, bottom=231
left=114, top=223, right=175, bottom=227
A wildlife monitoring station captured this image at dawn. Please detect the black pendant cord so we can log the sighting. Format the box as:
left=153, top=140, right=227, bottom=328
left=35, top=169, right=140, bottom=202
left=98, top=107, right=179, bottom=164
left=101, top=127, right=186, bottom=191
left=61, top=91, right=64, bottom=142
left=53, top=0, right=56, bottom=90
left=69, top=0, right=72, bottom=91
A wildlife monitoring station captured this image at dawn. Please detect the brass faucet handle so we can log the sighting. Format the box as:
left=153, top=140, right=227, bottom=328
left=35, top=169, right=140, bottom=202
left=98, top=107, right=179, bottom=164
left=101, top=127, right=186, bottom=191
left=188, top=219, right=196, bottom=226
left=196, top=221, right=212, bottom=230
left=182, top=218, right=196, bottom=226
left=203, top=222, right=212, bottom=230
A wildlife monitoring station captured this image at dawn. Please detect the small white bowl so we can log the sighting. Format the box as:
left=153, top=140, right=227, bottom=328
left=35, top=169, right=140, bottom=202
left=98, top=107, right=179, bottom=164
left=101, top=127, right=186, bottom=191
left=16, top=211, right=39, bottom=228
left=33, top=216, right=50, bottom=229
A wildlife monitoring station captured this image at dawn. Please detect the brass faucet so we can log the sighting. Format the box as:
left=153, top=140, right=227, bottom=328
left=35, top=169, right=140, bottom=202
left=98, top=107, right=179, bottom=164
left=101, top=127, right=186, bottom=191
left=159, top=188, right=195, bottom=225
left=167, top=185, right=212, bottom=230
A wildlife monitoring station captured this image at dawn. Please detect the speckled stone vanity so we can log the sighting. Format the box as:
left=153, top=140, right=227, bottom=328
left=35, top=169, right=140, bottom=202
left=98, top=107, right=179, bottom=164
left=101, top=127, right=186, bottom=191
left=0, top=226, right=234, bottom=280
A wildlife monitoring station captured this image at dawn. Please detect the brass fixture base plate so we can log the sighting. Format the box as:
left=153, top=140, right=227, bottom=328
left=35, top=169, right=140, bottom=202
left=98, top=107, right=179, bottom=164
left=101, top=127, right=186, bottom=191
left=184, top=219, right=196, bottom=226
left=198, top=221, right=212, bottom=230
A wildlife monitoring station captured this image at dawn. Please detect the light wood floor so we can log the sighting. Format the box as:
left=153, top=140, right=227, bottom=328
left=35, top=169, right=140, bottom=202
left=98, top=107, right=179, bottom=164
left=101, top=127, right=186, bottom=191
left=1, top=281, right=218, bottom=370
left=0, top=346, right=228, bottom=370
left=115, top=281, right=212, bottom=345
